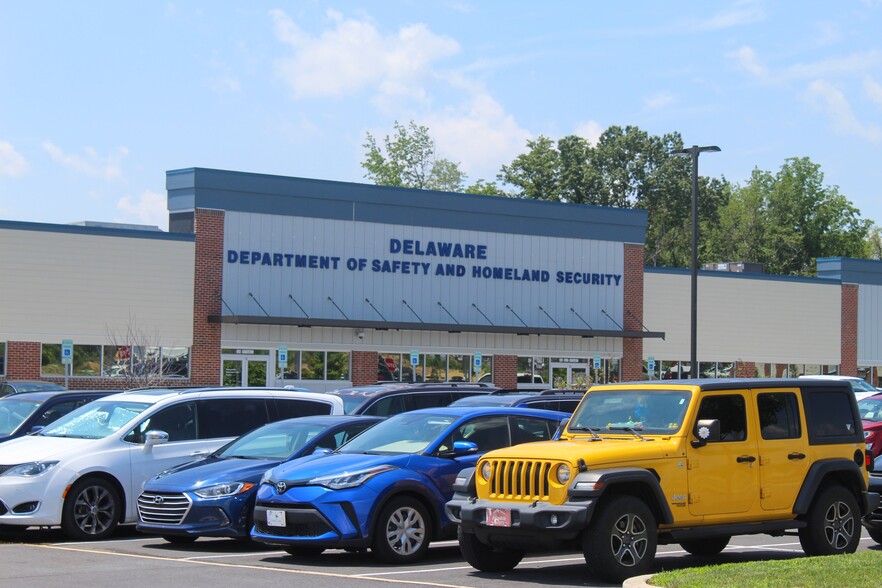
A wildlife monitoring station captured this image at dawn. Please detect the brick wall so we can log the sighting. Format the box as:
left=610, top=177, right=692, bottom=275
left=735, top=361, right=755, bottom=378
left=621, top=244, right=645, bottom=381
left=493, top=355, right=517, bottom=389
left=5, top=341, right=41, bottom=380
left=351, top=351, right=379, bottom=386
left=841, top=284, right=858, bottom=377
left=190, top=209, right=225, bottom=386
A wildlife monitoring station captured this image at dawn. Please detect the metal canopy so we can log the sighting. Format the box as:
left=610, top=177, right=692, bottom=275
left=207, top=314, right=664, bottom=339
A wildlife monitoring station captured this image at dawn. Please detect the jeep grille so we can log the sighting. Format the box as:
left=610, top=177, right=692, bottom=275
left=486, top=459, right=554, bottom=501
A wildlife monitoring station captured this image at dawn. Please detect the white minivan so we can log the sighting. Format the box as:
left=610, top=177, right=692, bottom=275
left=0, top=387, right=343, bottom=540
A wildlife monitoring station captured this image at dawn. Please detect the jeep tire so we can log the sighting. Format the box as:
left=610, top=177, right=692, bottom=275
left=798, top=484, right=860, bottom=556
left=680, top=536, right=730, bottom=556
left=458, top=526, right=524, bottom=572
left=583, top=494, right=657, bottom=584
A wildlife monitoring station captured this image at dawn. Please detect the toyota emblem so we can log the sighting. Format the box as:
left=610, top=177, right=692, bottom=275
left=153, top=495, right=165, bottom=504
left=275, top=481, right=287, bottom=494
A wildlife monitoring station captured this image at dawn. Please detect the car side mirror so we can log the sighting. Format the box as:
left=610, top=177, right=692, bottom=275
left=29, top=425, right=45, bottom=435
left=144, top=430, right=169, bottom=450
left=691, top=419, right=720, bottom=448
left=312, top=447, right=333, bottom=456
left=450, top=440, right=479, bottom=457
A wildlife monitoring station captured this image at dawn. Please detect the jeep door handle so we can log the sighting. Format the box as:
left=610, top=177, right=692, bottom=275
left=787, top=452, right=806, bottom=460
left=736, top=455, right=756, bottom=463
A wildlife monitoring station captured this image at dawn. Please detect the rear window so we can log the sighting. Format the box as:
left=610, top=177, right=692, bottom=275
left=802, top=389, right=862, bottom=444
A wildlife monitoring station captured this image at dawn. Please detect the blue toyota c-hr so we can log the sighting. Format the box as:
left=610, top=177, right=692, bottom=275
left=136, top=415, right=382, bottom=542
left=250, top=406, right=569, bottom=562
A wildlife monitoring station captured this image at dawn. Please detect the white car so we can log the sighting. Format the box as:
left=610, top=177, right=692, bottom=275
left=797, top=375, right=879, bottom=401
left=0, top=387, right=343, bottom=540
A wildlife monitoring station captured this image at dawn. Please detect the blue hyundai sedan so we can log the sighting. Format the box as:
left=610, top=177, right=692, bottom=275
left=250, top=406, right=568, bottom=563
left=136, top=415, right=382, bottom=543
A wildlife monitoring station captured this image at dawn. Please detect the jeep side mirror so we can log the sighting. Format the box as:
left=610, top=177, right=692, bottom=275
left=691, top=419, right=720, bottom=448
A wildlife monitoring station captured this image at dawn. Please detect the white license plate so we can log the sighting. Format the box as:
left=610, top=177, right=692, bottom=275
left=266, top=509, right=286, bottom=527
left=485, top=507, right=511, bottom=527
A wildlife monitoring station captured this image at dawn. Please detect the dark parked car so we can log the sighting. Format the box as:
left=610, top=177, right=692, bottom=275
left=449, top=389, right=587, bottom=413
left=137, top=415, right=383, bottom=542
left=864, top=455, right=882, bottom=544
left=0, top=381, right=66, bottom=397
left=324, top=382, right=498, bottom=416
left=0, top=389, right=112, bottom=442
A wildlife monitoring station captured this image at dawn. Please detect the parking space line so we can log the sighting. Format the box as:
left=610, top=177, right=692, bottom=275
left=184, top=550, right=286, bottom=560
left=30, top=544, right=473, bottom=588
left=356, top=556, right=586, bottom=577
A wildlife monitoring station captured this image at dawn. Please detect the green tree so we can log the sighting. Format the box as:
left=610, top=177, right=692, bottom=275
left=867, top=225, right=882, bottom=259
left=497, top=135, right=561, bottom=200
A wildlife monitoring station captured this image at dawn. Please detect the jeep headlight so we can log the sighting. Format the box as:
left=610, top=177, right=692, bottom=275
left=0, top=461, right=59, bottom=477
left=308, top=465, right=396, bottom=490
left=480, top=461, right=492, bottom=481
left=194, top=482, right=255, bottom=498
left=555, top=463, right=571, bottom=484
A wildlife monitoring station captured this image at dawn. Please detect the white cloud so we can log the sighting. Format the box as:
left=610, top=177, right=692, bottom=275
left=696, top=1, right=764, bottom=31
left=42, top=142, right=128, bottom=180
left=804, top=79, right=882, bottom=142
left=270, top=8, right=459, bottom=99
left=784, top=50, right=882, bottom=80
left=866, top=76, right=882, bottom=106
left=727, top=45, right=771, bottom=82
left=0, top=141, right=28, bottom=176
left=116, top=190, right=168, bottom=229
left=643, top=92, right=677, bottom=111
left=575, top=120, right=603, bottom=146
left=423, top=92, right=531, bottom=179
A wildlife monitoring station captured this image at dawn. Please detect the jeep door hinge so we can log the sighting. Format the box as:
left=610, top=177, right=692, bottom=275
left=759, top=455, right=770, bottom=466
left=686, top=460, right=697, bottom=470
left=688, top=494, right=700, bottom=504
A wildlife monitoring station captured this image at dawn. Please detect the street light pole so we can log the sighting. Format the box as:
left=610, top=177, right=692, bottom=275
left=671, top=144, right=720, bottom=379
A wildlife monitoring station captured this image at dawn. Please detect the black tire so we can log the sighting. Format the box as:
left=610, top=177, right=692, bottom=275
left=582, top=495, right=657, bottom=585
left=162, top=535, right=198, bottom=544
left=371, top=496, right=432, bottom=563
left=458, top=526, right=524, bottom=572
left=61, top=477, right=121, bottom=541
left=680, top=536, right=730, bottom=556
left=867, top=526, right=882, bottom=545
left=284, top=547, right=325, bottom=557
left=798, top=485, right=860, bottom=556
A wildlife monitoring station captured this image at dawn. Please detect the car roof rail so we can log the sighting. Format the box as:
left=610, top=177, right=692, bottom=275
left=490, top=389, right=542, bottom=395
left=540, top=389, right=588, bottom=396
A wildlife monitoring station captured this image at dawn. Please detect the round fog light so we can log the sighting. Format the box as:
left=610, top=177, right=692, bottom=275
left=549, top=514, right=558, bottom=525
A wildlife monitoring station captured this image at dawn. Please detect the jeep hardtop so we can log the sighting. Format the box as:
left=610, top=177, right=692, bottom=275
left=446, top=378, right=880, bottom=584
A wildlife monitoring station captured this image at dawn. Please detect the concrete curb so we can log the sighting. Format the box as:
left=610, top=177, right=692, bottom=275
left=622, top=574, right=655, bottom=587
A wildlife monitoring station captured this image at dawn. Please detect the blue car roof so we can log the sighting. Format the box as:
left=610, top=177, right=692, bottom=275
left=271, top=414, right=385, bottom=427
left=398, top=406, right=570, bottom=419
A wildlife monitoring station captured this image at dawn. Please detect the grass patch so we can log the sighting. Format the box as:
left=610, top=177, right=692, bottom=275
left=649, top=550, right=882, bottom=587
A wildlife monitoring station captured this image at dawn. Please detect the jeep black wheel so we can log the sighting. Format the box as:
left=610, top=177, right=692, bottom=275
left=371, top=496, right=432, bottom=563
left=583, top=495, right=657, bottom=584
left=867, top=527, right=882, bottom=545
left=284, top=547, right=325, bottom=557
left=61, top=477, right=121, bottom=541
left=162, top=535, right=197, bottom=544
left=798, top=485, right=860, bottom=556
left=680, top=536, right=729, bottom=556
left=458, top=526, right=524, bottom=572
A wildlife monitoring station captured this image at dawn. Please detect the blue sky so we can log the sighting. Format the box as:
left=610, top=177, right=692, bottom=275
left=1, top=1, right=881, bottom=231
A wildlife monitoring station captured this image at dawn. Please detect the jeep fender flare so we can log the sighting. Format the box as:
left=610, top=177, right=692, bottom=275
left=570, top=467, right=674, bottom=525
left=793, top=458, right=868, bottom=516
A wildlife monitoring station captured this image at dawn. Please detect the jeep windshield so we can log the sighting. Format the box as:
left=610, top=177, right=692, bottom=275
left=568, top=389, right=692, bottom=435
left=39, top=400, right=151, bottom=439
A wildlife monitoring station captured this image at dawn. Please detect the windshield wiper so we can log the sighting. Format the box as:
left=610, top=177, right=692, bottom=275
left=606, top=425, right=653, bottom=441
left=567, top=426, right=602, bottom=441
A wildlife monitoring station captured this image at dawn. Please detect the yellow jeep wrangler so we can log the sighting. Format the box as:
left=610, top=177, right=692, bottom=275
left=446, top=378, right=879, bottom=584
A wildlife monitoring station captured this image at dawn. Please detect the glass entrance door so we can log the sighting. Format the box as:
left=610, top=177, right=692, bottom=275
left=221, top=357, right=269, bottom=387
left=551, top=361, right=590, bottom=388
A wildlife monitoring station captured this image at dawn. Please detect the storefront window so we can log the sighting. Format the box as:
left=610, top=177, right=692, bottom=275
left=448, top=355, right=469, bottom=382
left=423, top=354, right=447, bottom=382
left=699, top=362, right=717, bottom=378
left=278, top=350, right=301, bottom=380
left=326, top=352, right=350, bottom=381
left=41, top=344, right=64, bottom=375
left=132, top=346, right=160, bottom=378
left=162, top=347, right=190, bottom=378
left=72, top=345, right=101, bottom=376
left=379, top=353, right=401, bottom=381
left=301, top=351, right=325, bottom=380
left=0, top=342, right=5, bottom=376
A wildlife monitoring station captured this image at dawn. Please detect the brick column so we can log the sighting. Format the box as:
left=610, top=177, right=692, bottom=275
left=735, top=361, right=756, bottom=378
left=841, top=284, right=858, bottom=377
left=493, top=355, right=517, bottom=389
left=6, top=341, right=42, bottom=380
left=621, top=244, right=645, bottom=382
left=351, top=351, right=379, bottom=386
left=190, top=209, right=225, bottom=386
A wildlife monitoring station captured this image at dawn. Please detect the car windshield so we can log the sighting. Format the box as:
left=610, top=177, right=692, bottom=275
left=568, top=389, right=692, bottom=435
left=858, top=397, right=882, bottom=423
left=851, top=380, right=878, bottom=393
left=0, top=399, right=41, bottom=435
left=218, top=420, right=329, bottom=460
left=338, top=412, right=455, bottom=454
left=39, top=400, right=151, bottom=439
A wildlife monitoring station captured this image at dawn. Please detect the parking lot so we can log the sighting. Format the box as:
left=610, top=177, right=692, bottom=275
left=2, top=526, right=878, bottom=588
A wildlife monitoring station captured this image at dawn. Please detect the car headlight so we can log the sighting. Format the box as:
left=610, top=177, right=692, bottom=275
left=308, top=465, right=396, bottom=490
left=260, top=469, right=274, bottom=485
left=555, top=463, right=571, bottom=484
left=194, top=482, right=255, bottom=498
left=1, top=461, right=60, bottom=477
left=480, top=461, right=492, bottom=481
